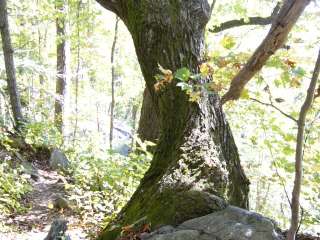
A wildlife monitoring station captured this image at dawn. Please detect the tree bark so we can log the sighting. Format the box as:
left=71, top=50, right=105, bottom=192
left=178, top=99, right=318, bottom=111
left=137, top=87, right=159, bottom=142
left=0, top=0, right=24, bottom=129
left=97, top=1, right=249, bottom=239
left=54, top=0, right=70, bottom=134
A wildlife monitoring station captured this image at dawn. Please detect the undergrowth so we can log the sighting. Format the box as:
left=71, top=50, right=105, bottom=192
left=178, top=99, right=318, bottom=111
left=0, top=131, right=32, bottom=215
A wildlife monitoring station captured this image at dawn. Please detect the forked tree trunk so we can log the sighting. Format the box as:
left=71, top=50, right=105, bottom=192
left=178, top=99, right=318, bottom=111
left=97, top=1, right=249, bottom=239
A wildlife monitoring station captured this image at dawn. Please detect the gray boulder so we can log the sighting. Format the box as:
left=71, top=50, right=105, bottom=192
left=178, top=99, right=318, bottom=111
left=49, top=149, right=70, bottom=171
left=143, top=206, right=282, bottom=240
left=114, top=143, right=131, bottom=156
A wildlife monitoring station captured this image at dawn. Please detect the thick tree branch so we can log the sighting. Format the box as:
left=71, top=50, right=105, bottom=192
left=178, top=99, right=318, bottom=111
left=210, top=16, right=272, bottom=33
left=96, top=0, right=121, bottom=17
left=209, top=3, right=280, bottom=33
left=221, top=0, right=311, bottom=104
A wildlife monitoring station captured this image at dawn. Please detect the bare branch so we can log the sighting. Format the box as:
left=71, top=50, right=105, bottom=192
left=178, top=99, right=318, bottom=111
left=210, top=17, right=272, bottom=33
left=221, top=0, right=311, bottom=104
left=250, top=97, right=298, bottom=123
left=209, top=3, right=280, bottom=33
left=210, top=0, right=217, bottom=13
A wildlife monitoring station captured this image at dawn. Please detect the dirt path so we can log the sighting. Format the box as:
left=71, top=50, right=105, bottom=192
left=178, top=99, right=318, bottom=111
left=0, top=167, right=87, bottom=240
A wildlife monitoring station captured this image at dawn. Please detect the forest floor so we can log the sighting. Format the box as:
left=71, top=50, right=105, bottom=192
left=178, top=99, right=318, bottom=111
left=0, top=160, right=90, bottom=240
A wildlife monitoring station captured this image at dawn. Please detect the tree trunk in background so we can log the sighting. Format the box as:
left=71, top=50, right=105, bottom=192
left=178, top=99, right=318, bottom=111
left=97, top=1, right=249, bottom=239
left=109, top=17, right=119, bottom=150
left=287, top=49, right=320, bottom=240
left=138, top=87, right=159, bottom=142
left=0, top=0, right=24, bottom=130
left=73, top=0, right=82, bottom=145
left=54, top=0, right=70, bottom=135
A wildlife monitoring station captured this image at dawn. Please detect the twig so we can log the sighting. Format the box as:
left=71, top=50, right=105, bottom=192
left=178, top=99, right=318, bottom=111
left=296, top=206, right=304, bottom=235
left=250, top=97, right=298, bottom=123
left=210, top=0, right=217, bottom=13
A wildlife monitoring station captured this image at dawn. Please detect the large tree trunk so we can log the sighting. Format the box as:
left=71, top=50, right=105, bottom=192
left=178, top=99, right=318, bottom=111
left=137, top=87, right=159, bottom=143
left=54, top=0, right=70, bottom=134
left=0, top=0, right=24, bottom=129
left=97, top=1, right=249, bottom=239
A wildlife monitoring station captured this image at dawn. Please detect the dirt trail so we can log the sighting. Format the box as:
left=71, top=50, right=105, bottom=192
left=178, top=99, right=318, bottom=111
left=0, top=167, right=87, bottom=240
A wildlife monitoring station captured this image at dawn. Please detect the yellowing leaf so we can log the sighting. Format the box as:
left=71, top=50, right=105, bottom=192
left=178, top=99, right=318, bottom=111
left=158, top=64, right=172, bottom=76
left=220, top=35, right=236, bottom=49
left=188, top=91, right=201, bottom=102
left=48, top=203, right=54, bottom=209
left=200, top=63, right=214, bottom=77
left=290, top=77, right=301, bottom=88
left=207, top=82, right=224, bottom=92
left=216, top=57, right=229, bottom=68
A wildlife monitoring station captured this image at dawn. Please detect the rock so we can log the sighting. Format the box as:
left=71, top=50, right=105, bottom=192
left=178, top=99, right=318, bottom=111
left=53, top=194, right=70, bottom=210
left=114, top=143, right=131, bottom=156
left=154, top=225, right=176, bottom=235
left=44, top=218, right=71, bottom=240
left=49, top=149, right=70, bottom=171
left=147, top=230, right=201, bottom=240
left=144, top=206, right=283, bottom=240
left=21, top=161, right=39, bottom=181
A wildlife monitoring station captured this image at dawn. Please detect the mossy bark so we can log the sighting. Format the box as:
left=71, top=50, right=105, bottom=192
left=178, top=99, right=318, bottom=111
left=138, top=87, right=159, bottom=143
left=97, top=1, right=250, bottom=239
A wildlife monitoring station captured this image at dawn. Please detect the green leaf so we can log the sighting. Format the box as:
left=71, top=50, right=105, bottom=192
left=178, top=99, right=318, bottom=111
left=174, top=67, right=191, bottom=82
left=292, top=66, right=306, bottom=78
left=240, top=89, right=250, bottom=99
left=283, top=145, right=295, bottom=156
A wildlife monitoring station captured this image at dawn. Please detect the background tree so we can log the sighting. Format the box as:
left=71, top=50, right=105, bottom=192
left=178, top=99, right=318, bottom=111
left=287, top=49, right=320, bottom=240
left=0, top=0, right=24, bottom=129
left=55, top=0, right=71, bottom=134
left=109, top=16, right=119, bottom=150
